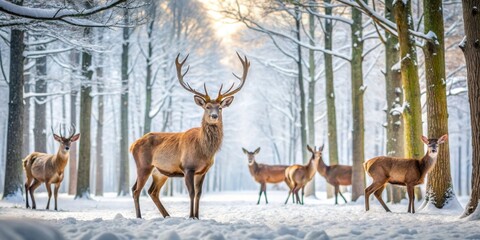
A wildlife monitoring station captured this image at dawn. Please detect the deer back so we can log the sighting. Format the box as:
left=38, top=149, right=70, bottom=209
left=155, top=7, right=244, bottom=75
left=253, top=163, right=288, bottom=183
left=326, top=165, right=352, bottom=186
left=365, top=156, right=422, bottom=184
left=25, top=152, right=58, bottom=182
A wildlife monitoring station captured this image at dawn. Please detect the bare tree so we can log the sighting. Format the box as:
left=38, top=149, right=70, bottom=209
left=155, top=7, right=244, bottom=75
left=2, top=0, right=25, bottom=200
left=460, top=0, right=480, bottom=219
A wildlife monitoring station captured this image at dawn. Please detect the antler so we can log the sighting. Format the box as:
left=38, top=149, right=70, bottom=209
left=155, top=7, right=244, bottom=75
left=68, top=124, right=76, bottom=139
left=175, top=54, right=211, bottom=101
left=216, top=52, right=250, bottom=102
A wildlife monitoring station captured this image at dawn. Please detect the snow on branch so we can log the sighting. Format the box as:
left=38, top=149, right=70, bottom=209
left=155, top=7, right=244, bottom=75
left=0, top=0, right=126, bottom=20
left=241, top=16, right=351, bottom=62
left=0, top=0, right=131, bottom=27
left=336, top=0, right=436, bottom=44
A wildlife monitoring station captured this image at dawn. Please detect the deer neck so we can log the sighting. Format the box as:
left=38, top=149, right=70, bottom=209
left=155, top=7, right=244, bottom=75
left=54, top=147, right=70, bottom=173
left=249, top=161, right=259, bottom=174
left=306, top=157, right=318, bottom=179
left=200, top=119, right=223, bottom=157
left=317, top=157, right=328, bottom=177
left=419, top=150, right=438, bottom=179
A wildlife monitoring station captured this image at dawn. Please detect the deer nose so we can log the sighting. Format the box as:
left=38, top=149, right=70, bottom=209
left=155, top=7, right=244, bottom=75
left=65, top=147, right=70, bottom=151
left=211, top=114, right=218, bottom=119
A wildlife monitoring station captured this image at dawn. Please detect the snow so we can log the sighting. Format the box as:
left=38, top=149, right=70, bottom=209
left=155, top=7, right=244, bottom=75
left=0, top=191, right=478, bottom=239
left=420, top=197, right=464, bottom=215
left=425, top=31, right=438, bottom=41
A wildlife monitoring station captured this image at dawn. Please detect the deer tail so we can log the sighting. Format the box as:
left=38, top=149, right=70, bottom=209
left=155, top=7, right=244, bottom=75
left=22, top=154, right=35, bottom=170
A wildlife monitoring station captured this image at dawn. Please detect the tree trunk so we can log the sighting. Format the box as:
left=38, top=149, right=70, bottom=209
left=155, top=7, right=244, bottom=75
left=394, top=0, right=423, bottom=201
left=423, top=0, right=454, bottom=209
left=75, top=26, right=93, bottom=199
left=68, top=51, right=79, bottom=195
left=3, top=1, right=25, bottom=199
left=144, top=15, right=154, bottom=135
left=118, top=9, right=130, bottom=196
left=324, top=0, right=339, bottom=199
left=95, top=31, right=104, bottom=197
left=385, top=0, right=405, bottom=204
left=350, top=3, right=365, bottom=201
left=34, top=44, right=47, bottom=153
left=295, top=5, right=314, bottom=197
left=22, top=57, right=31, bottom=158
left=460, top=0, right=480, bottom=218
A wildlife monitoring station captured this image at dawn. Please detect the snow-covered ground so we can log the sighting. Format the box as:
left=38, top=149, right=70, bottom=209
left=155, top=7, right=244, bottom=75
left=0, top=191, right=478, bottom=239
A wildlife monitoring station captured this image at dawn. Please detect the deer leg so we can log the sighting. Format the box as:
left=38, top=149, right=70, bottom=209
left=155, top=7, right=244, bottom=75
left=285, top=190, right=292, bottom=204
left=193, top=174, right=206, bottom=219
left=373, top=184, right=391, bottom=212
left=148, top=174, right=170, bottom=218
left=334, top=185, right=339, bottom=205
left=407, top=185, right=415, bottom=213
left=184, top=169, right=196, bottom=219
left=133, top=167, right=153, bottom=218
left=338, top=189, right=348, bottom=203
left=257, top=184, right=263, bottom=205
left=364, top=181, right=384, bottom=211
left=24, top=177, right=33, bottom=209
left=301, top=186, right=305, bottom=205
left=54, top=183, right=60, bottom=211
left=45, top=183, right=52, bottom=210
left=261, top=183, right=268, bottom=204
left=29, top=179, right=41, bottom=209
left=294, top=187, right=301, bottom=204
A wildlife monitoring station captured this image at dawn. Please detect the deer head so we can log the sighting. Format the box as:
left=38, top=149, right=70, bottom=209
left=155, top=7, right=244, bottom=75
left=175, top=52, right=250, bottom=125
left=242, top=147, right=260, bottom=165
left=307, top=144, right=324, bottom=163
left=52, top=125, right=80, bottom=152
left=421, top=134, right=448, bottom=156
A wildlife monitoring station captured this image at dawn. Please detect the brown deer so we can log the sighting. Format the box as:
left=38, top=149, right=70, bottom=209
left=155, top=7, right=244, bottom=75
left=364, top=134, right=448, bottom=213
left=317, top=153, right=352, bottom=205
left=23, top=125, right=80, bottom=210
left=242, top=147, right=289, bottom=204
left=130, top=53, right=250, bottom=219
left=284, top=145, right=322, bottom=205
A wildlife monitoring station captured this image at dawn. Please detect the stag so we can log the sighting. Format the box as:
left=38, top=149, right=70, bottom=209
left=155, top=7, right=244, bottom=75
left=317, top=153, right=352, bottom=205
left=130, top=53, right=250, bottom=219
left=242, top=147, right=289, bottom=204
left=284, top=145, right=322, bottom=205
left=364, top=134, right=448, bottom=213
left=23, top=125, right=80, bottom=210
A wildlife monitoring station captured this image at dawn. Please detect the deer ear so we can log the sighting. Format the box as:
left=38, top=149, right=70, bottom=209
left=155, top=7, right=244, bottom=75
left=319, top=144, right=325, bottom=151
left=194, top=95, right=206, bottom=107
left=53, top=134, right=62, bottom=142
left=421, top=136, right=429, bottom=144
left=307, top=145, right=313, bottom=153
left=254, top=147, right=261, bottom=154
left=242, top=148, right=248, bottom=154
left=71, top=133, right=81, bottom=142
left=438, top=134, right=448, bottom=144
left=220, top=96, right=234, bottom=108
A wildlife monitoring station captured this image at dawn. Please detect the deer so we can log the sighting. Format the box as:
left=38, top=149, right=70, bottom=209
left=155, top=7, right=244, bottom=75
left=316, top=153, right=352, bottom=205
left=23, top=125, right=80, bottom=210
left=284, top=145, right=322, bottom=205
left=130, top=53, right=250, bottom=219
left=242, top=147, right=289, bottom=204
left=364, top=134, right=448, bottom=213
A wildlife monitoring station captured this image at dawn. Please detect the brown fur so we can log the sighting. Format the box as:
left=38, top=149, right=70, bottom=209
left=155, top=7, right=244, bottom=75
left=131, top=53, right=249, bottom=219
left=131, top=116, right=224, bottom=219
left=284, top=145, right=321, bottom=205
left=317, top=156, right=352, bottom=204
left=364, top=134, right=448, bottom=213
left=23, top=131, right=80, bottom=211
left=243, top=147, right=288, bottom=204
